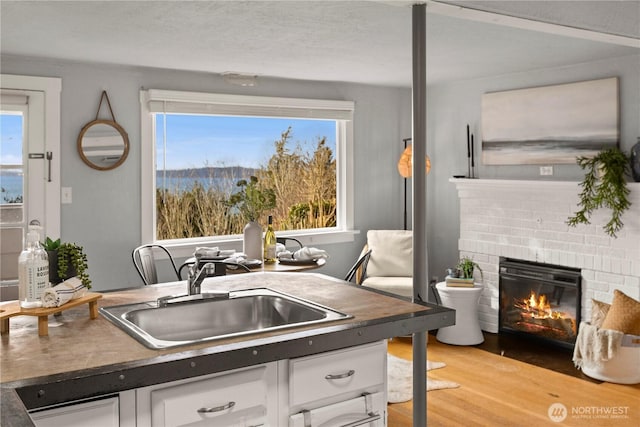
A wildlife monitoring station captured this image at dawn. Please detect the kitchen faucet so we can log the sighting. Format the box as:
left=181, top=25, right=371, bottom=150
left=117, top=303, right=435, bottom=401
left=157, top=262, right=228, bottom=307
left=188, top=262, right=222, bottom=295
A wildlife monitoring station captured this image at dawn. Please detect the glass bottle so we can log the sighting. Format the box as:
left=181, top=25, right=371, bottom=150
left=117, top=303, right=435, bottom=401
left=263, top=215, right=277, bottom=263
left=18, top=226, right=49, bottom=308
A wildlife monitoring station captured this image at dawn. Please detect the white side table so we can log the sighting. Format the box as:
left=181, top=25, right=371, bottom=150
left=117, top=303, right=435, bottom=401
left=435, top=281, right=484, bottom=345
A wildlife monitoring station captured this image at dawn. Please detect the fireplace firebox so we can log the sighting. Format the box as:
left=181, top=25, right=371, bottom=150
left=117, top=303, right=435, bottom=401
left=499, top=258, right=581, bottom=349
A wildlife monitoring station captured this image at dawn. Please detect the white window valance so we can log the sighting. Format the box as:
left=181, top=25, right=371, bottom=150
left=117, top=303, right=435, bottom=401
left=142, top=89, right=354, bottom=121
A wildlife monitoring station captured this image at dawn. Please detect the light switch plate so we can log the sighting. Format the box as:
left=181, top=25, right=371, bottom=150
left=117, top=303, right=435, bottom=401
left=61, top=187, right=72, bottom=204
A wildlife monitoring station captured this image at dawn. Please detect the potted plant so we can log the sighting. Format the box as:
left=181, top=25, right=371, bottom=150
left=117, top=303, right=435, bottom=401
left=227, top=176, right=276, bottom=260
left=446, top=256, right=483, bottom=287
left=42, top=237, right=91, bottom=289
left=566, top=147, right=631, bottom=238
left=456, top=256, right=483, bottom=281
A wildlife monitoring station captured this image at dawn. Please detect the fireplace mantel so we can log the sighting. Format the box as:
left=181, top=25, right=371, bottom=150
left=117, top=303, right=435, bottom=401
left=450, top=177, right=640, bottom=191
left=450, top=178, right=640, bottom=333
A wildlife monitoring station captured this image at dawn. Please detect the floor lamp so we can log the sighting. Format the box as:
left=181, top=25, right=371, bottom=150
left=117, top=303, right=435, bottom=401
left=397, top=138, right=431, bottom=230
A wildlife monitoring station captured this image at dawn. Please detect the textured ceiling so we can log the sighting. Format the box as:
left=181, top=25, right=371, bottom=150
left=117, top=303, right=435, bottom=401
left=445, top=0, right=640, bottom=39
left=1, top=0, right=638, bottom=87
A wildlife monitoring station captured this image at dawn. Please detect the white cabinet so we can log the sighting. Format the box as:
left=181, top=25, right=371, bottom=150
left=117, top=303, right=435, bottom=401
left=29, top=341, right=387, bottom=427
left=136, top=363, right=278, bottom=427
left=30, top=396, right=119, bottom=427
left=289, top=341, right=386, bottom=408
left=287, top=340, right=387, bottom=427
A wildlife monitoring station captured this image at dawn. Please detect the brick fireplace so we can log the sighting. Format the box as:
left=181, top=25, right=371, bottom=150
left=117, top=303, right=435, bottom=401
left=451, top=179, right=640, bottom=333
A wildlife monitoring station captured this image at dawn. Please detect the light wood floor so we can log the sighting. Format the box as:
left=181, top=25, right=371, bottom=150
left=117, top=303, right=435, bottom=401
left=386, top=336, right=640, bottom=427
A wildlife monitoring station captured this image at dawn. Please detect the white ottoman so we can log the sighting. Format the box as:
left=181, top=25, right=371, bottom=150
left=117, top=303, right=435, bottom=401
left=436, top=281, right=484, bottom=345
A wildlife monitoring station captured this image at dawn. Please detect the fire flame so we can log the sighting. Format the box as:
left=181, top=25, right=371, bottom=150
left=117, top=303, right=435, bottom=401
left=515, top=291, right=565, bottom=320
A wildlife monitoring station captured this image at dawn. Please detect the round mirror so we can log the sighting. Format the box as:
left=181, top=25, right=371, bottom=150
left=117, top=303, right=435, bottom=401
left=77, top=119, right=129, bottom=171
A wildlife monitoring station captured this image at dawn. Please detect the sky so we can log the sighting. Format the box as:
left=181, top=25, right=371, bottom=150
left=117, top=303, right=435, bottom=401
left=0, top=113, right=336, bottom=171
left=156, top=115, right=337, bottom=170
left=0, top=114, right=23, bottom=166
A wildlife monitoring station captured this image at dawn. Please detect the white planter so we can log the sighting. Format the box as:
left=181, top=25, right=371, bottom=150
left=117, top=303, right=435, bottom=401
left=243, top=221, right=263, bottom=260
left=581, top=334, right=640, bottom=384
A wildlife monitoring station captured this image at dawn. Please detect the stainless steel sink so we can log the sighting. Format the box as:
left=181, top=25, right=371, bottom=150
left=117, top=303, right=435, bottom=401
left=100, top=288, right=351, bottom=349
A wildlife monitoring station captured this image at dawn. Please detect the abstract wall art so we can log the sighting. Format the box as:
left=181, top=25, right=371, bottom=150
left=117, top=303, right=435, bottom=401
left=481, top=77, right=619, bottom=165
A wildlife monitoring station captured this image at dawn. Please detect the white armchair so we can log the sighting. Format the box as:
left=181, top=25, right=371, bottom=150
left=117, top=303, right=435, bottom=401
left=354, top=230, right=413, bottom=298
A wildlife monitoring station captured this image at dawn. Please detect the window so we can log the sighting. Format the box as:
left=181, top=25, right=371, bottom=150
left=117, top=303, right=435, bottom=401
left=140, top=90, right=355, bottom=251
left=0, top=110, right=24, bottom=207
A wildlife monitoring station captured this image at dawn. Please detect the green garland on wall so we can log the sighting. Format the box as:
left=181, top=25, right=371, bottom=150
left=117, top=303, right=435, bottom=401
left=566, top=148, right=631, bottom=238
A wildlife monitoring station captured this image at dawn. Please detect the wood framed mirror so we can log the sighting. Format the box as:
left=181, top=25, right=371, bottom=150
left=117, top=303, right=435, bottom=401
left=77, top=119, right=129, bottom=170
left=77, top=91, right=129, bottom=171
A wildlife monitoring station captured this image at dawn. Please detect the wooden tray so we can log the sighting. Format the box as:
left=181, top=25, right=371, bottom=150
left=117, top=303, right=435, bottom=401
left=0, top=292, right=102, bottom=337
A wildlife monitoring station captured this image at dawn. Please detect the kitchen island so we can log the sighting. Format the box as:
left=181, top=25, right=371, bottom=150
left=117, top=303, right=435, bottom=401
left=1, top=272, right=454, bottom=426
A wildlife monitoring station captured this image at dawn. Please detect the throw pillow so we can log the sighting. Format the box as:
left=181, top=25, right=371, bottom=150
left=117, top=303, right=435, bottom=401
left=365, top=230, right=413, bottom=277
left=590, top=299, right=610, bottom=329
left=600, top=290, right=640, bottom=335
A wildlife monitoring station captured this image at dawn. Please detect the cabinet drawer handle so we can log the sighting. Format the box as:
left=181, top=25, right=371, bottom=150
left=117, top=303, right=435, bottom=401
left=340, top=412, right=381, bottom=427
left=325, top=369, right=355, bottom=380
left=197, top=401, right=235, bottom=413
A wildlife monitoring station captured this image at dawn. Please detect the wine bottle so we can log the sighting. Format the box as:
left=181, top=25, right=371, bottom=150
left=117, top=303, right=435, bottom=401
left=263, top=215, right=277, bottom=263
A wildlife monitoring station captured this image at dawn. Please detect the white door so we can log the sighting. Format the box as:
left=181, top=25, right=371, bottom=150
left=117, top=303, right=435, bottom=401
left=0, top=75, right=61, bottom=293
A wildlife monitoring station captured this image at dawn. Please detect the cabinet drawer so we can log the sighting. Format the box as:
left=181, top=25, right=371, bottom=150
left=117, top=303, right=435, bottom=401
left=31, top=396, right=119, bottom=427
left=289, top=391, right=385, bottom=427
left=150, top=365, right=270, bottom=427
left=289, top=341, right=386, bottom=407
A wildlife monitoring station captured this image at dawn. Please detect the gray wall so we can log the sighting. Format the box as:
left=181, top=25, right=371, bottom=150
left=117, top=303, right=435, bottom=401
left=424, top=53, right=640, bottom=284
left=1, top=56, right=412, bottom=290
left=3, top=51, right=638, bottom=292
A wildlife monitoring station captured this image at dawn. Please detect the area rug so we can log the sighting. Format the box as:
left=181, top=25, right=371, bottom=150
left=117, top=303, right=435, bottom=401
left=387, top=354, right=460, bottom=403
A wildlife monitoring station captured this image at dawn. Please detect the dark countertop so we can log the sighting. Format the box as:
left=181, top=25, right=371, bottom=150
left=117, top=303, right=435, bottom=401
left=1, top=272, right=454, bottom=426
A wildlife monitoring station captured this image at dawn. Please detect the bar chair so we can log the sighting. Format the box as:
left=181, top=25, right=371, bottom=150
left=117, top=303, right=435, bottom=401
left=132, top=244, right=181, bottom=286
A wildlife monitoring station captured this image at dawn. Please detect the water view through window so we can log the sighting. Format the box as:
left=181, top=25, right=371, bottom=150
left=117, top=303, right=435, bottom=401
left=154, top=114, right=338, bottom=240
left=0, top=113, right=24, bottom=206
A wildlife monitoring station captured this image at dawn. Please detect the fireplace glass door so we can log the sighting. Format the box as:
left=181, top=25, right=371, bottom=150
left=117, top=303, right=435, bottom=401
left=499, top=259, right=581, bottom=349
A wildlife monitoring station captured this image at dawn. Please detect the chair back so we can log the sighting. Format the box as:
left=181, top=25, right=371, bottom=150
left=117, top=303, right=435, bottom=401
left=366, top=230, right=413, bottom=277
left=344, top=248, right=372, bottom=284
left=132, top=244, right=180, bottom=286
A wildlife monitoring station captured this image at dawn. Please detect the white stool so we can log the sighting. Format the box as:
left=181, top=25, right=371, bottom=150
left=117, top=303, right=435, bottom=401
left=436, top=281, right=484, bottom=345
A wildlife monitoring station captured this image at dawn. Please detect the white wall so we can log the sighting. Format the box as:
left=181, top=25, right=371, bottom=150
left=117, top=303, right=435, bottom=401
left=1, top=55, right=412, bottom=290
left=452, top=179, right=640, bottom=332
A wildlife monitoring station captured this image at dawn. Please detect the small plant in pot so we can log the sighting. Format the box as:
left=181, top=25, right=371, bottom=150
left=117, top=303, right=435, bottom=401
left=446, top=256, right=483, bottom=287
left=42, top=237, right=91, bottom=289
left=456, top=257, right=483, bottom=281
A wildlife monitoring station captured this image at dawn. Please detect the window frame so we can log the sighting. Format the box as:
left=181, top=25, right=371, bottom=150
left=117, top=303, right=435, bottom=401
left=140, top=89, right=356, bottom=257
